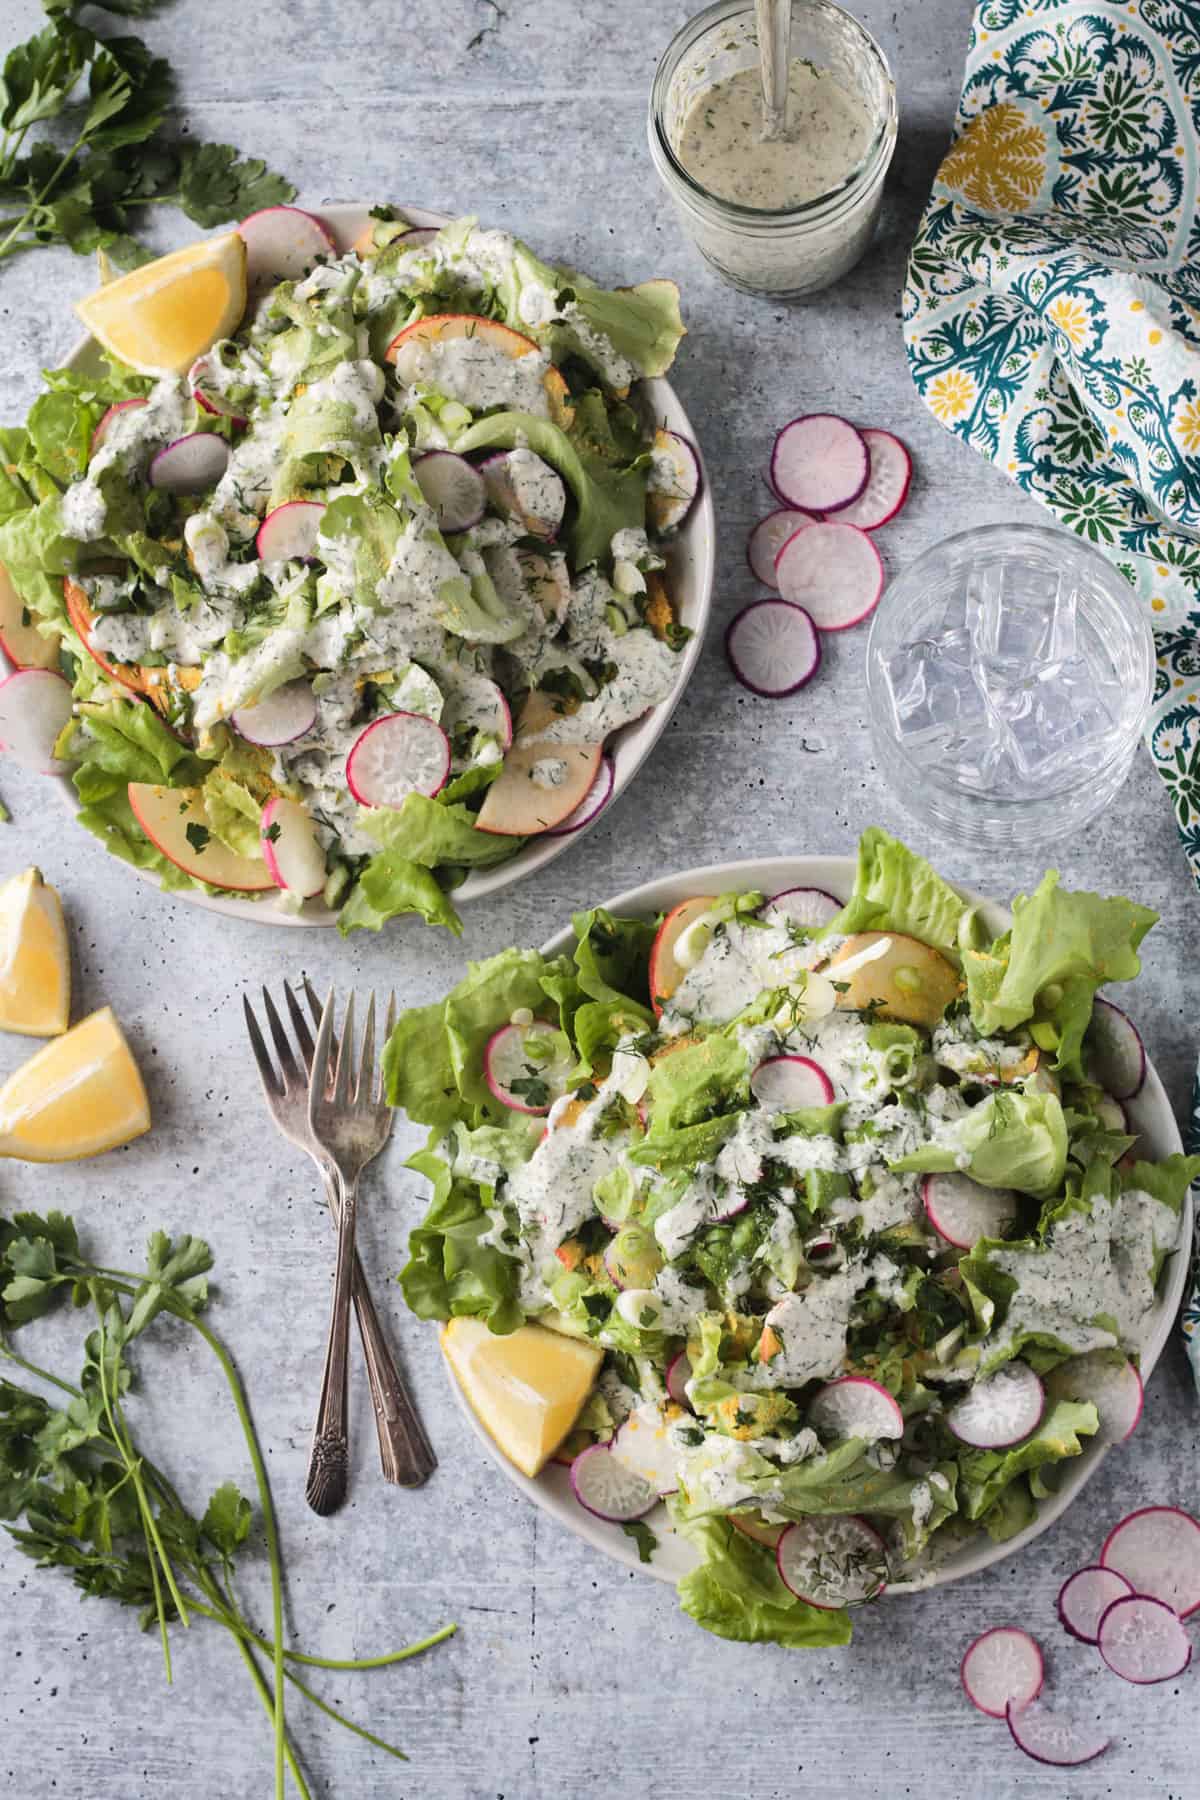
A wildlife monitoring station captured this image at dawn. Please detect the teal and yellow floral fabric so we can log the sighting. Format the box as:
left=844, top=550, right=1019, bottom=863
left=905, top=0, right=1200, bottom=865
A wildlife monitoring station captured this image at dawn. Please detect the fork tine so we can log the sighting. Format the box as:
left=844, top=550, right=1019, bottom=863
left=377, top=991, right=397, bottom=1103
left=261, top=986, right=303, bottom=1090
left=302, top=975, right=323, bottom=1034
left=283, top=978, right=316, bottom=1073
left=356, top=991, right=377, bottom=1105
left=332, top=990, right=356, bottom=1108
left=309, top=987, right=338, bottom=1125
left=243, top=994, right=284, bottom=1098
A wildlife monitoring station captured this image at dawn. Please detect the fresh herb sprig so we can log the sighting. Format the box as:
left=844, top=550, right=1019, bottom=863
left=0, top=0, right=294, bottom=269
left=0, top=1209, right=455, bottom=1798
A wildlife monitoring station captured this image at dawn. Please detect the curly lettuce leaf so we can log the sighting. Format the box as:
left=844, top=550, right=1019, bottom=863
left=828, top=826, right=967, bottom=956
left=360, top=792, right=523, bottom=869
left=571, top=906, right=657, bottom=1016
left=957, top=1399, right=1099, bottom=1522
left=336, top=854, right=462, bottom=938
left=398, top=1145, right=522, bottom=1334
left=891, top=1089, right=1067, bottom=1198
left=675, top=1515, right=852, bottom=1649
left=644, top=1033, right=749, bottom=1133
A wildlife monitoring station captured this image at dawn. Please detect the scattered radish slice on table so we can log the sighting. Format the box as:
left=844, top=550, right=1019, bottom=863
left=725, top=599, right=820, bottom=696
left=91, top=397, right=146, bottom=454
left=1100, top=1505, right=1200, bottom=1616
left=807, top=1376, right=903, bottom=1443
left=775, top=520, right=884, bottom=632
left=413, top=451, right=486, bottom=532
left=543, top=754, right=614, bottom=837
left=776, top=1515, right=887, bottom=1608
left=256, top=500, right=325, bottom=562
left=646, top=429, right=701, bottom=534
left=770, top=414, right=869, bottom=513
left=750, top=1054, right=833, bottom=1109
left=946, top=1361, right=1044, bottom=1448
left=830, top=429, right=912, bottom=530
left=1044, top=1352, right=1143, bottom=1442
left=0, top=668, right=73, bottom=772
left=231, top=679, right=316, bottom=747
left=1006, top=1701, right=1110, bottom=1767
left=960, top=1628, right=1044, bottom=1718
left=1097, top=1594, right=1192, bottom=1684
left=484, top=1019, right=569, bottom=1115
left=259, top=796, right=325, bottom=898
left=922, top=1172, right=1018, bottom=1250
left=238, top=205, right=335, bottom=288
left=763, top=886, right=841, bottom=929
left=569, top=1444, right=656, bottom=1522
left=746, top=508, right=818, bottom=587
left=345, top=711, right=450, bottom=807
left=149, top=433, right=230, bottom=494
left=1057, top=1565, right=1134, bottom=1645
left=1085, top=997, right=1146, bottom=1099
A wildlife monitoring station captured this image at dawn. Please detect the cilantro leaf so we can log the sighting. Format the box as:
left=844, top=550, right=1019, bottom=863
left=620, top=1519, right=658, bottom=1564
left=202, top=1481, right=252, bottom=1557
left=126, top=1230, right=212, bottom=1335
left=173, top=141, right=295, bottom=228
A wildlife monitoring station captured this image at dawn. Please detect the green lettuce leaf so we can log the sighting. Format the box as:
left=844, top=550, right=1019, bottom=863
left=675, top=1515, right=853, bottom=1649
left=644, top=1033, right=748, bottom=1133
left=957, top=1399, right=1099, bottom=1521
left=336, top=853, right=463, bottom=937
left=890, top=1089, right=1067, bottom=1198
left=572, top=906, right=657, bottom=1015
left=360, top=792, right=523, bottom=869
left=398, top=1146, right=522, bottom=1333
left=828, top=826, right=967, bottom=955
left=381, top=1002, right=459, bottom=1128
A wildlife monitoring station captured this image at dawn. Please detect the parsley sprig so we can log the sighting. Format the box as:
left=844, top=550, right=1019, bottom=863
left=0, top=0, right=294, bottom=269
left=0, top=1210, right=454, bottom=1797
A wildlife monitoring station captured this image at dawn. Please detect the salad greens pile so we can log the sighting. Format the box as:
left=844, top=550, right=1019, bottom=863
left=387, top=828, right=1197, bottom=1648
left=0, top=1210, right=453, bottom=1795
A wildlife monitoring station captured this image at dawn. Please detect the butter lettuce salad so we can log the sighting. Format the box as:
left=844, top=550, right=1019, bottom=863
left=0, top=211, right=694, bottom=931
left=388, top=830, right=1196, bottom=1649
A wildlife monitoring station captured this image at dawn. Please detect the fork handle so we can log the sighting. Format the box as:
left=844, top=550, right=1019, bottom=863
left=305, top=1169, right=358, bottom=1515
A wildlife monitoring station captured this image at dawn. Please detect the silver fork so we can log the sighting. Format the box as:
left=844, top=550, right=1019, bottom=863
left=243, top=981, right=436, bottom=1508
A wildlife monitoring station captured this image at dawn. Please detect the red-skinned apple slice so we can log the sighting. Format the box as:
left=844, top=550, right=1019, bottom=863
left=385, top=314, right=574, bottom=427
left=0, top=563, right=58, bottom=670
left=475, top=693, right=601, bottom=837
left=648, top=895, right=718, bottom=1015
left=128, top=782, right=276, bottom=891
left=64, top=577, right=197, bottom=717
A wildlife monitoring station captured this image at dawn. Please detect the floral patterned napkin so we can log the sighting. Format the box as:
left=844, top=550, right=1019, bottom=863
left=903, top=0, right=1200, bottom=1385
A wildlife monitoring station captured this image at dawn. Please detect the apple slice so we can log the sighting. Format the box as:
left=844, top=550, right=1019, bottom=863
left=648, top=895, right=718, bottom=1016
left=64, top=578, right=198, bottom=716
left=385, top=313, right=573, bottom=427
left=829, top=931, right=961, bottom=1029
left=0, top=564, right=58, bottom=670
left=128, top=782, right=276, bottom=891
left=475, top=692, right=601, bottom=837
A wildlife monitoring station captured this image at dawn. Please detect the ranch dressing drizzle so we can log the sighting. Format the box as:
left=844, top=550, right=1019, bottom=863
left=677, top=59, right=871, bottom=210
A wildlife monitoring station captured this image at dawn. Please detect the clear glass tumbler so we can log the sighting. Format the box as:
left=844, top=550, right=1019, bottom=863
left=647, top=0, right=898, bottom=298
left=865, top=523, right=1155, bottom=852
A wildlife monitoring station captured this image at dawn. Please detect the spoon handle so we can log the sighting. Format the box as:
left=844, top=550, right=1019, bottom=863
left=756, top=0, right=790, bottom=140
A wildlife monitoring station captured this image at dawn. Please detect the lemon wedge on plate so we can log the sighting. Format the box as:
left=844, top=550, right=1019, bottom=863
left=75, top=233, right=247, bottom=377
left=0, top=1006, right=150, bottom=1161
left=441, top=1316, right=602, bottom=1477
left=0, top=868, right=69, bottom=1037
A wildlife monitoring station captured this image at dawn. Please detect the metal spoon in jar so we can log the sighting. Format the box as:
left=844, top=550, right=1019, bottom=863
left=756, top=0, right=791, bottom=140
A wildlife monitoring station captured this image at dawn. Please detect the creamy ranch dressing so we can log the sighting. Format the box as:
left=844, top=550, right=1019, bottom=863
left=677, top=60, right=872, bottom=211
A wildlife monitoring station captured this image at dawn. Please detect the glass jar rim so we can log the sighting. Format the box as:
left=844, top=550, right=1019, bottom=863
left=649, top=0, right=897, bottom=224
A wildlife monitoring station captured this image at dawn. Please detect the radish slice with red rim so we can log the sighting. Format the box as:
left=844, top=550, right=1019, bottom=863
left=775, top=520, right=884, bottom=632
left=1057, top=1565, right=1133, bottom=1644
left=1100, top=1505, right=1200, bottom=1616
left=190, top=357, right=246, bottom=424
left=831, top=429, right=912, bottom=531
left=259, top=796, right=325, bottom=898
left=1084, top=997, right=1145, bottom=1100
left=646, top=430, right=701, bottom=535
left=1044, top=1352, right=1143, bottom=1442
left=747, top=509, right=818, bottom=588
left=256, top=500, right=325, bottom=563
left=776, top=1515, right=887, bottom=1608
left=91, top=397, right=146, bottom=455
left=946, top=1361, right=1044, bottom=1448
left=922, top=1172, right=1018, bottom=1250
left=611, top=1404, right=682, bottom=1497
left=750, top=1054, right=833, bottom=1110
left=959, top=1627, right=1044, bottom=1718
left=231, top=679, right=316, bottom=747
left=543, top=754, right=614, bottom=837
left=1006, top=1701, right=1110, bottom=1767
left=238, top=205, right=335, bottom=289
left=771, top=414, right=869, bottom=513
left=149, top=433, right=230, bottom=494
left=1098, top=1594, right=1192, bottom=1684
left=345, top=711, right=450, bottom=807
left=413, top=451, right=486, bottom=532
left=397, top=225, right=439, bottom=249
left=0, top=668, right=73, bottom=772
left=725, top=599, right=821, bottom=697
left=665, top=1350, right=693, bottom=1408
left=763, top=886, right=841, bottom=930
left=483, top=1019, right=569, bottom=1115
left=807, top=1376, right=903, bottom=1443
left=569, top=1444, right=656, bottom=1522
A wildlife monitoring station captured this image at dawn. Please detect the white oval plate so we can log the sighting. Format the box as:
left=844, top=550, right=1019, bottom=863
left=50, top=204, right=714, bottom=925
left=445, top=854, right=1190, bottom=1593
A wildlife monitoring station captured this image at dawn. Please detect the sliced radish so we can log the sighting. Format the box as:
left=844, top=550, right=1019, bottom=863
left=1006, top=1701, right=1110, bottom=1767
left=610, top=1403, right=682, bottom=1496
left=260, top=795, right=325, bottom=898
left=413, top=451, right=486, bottom=532
left=1044, top=1352, right=1143, bottom=1442
left=0, top=564, right=58, bottom=672
left=256, top=500, right=325, bottom=563
left=1085, top=997, right=1145, bottom=1100
left=148, top=433, right=230, bottom=495
left=807, top=1376, right=903, bottom=1443
left=345, top=711, right=450, bottom=808
left=1057, top=1565, right=1134, bottom=1644
left=543, top=754, right=614, bottom=837
left=1100, top=1506, right=1200, bottom=1617
left=1093, top=1091, right=1129, bottom=1133
left=480, top=450, right=564, bottom=540
left=231, top=679, right=316, bottom=747
left=1098, top=1594, right=1192, bottom=1684
left=713, top=1188, right=750, bottom=1224
left=831, top=429, right=912, bottom=531
left=959, top=1627, right=1044, bottom=1719
left=776, top=1515, right=887, bottom=1608
left=725, top=599, right=821, bottom=697
left=665, top=1350, right=693, bottom=1408
left=569, top=1443, right=657, bottom=1522
left=763, top=886, right=841, bottom=930
left=775, top=520, right=884, bottom=633
left=189, top=357, right=246, bottom=424
left=946, top=1362, right=1044, bottom=1448
left=922, top=1172, right=1018, bottom=1250
left=0, top=668, right=73, bottom=772
left=483, top=1019, right=568, bottom=1115
left=396, top=225, right=439, bottom=250
left=747, top=508, right=818, bottom=588
left=238, top=205, right=336, bottom=289
left=750, top=1053, right=833, bottom=1110
left=646, top=429, right=701, bottom=535
left=770, top=414, right=869, bottom=514
left=91, top=397, right=146, bottom=456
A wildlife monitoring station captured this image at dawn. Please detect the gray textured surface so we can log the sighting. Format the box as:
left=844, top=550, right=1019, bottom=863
left=1, top=1, right=1198, bottom=1795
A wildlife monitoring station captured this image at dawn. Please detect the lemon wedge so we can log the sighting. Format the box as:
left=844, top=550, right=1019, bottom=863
left=0, top=1006, right=150, bottom=1161
left=0, top=868, right=70, bottom=1037
left=441, top=1316, right=602, bottom=1477
left=75, top=233, right=247, bottom=377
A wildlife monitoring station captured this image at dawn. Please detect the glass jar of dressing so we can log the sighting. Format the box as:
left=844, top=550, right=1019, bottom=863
left=648, top=0, right=897, bottom=298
